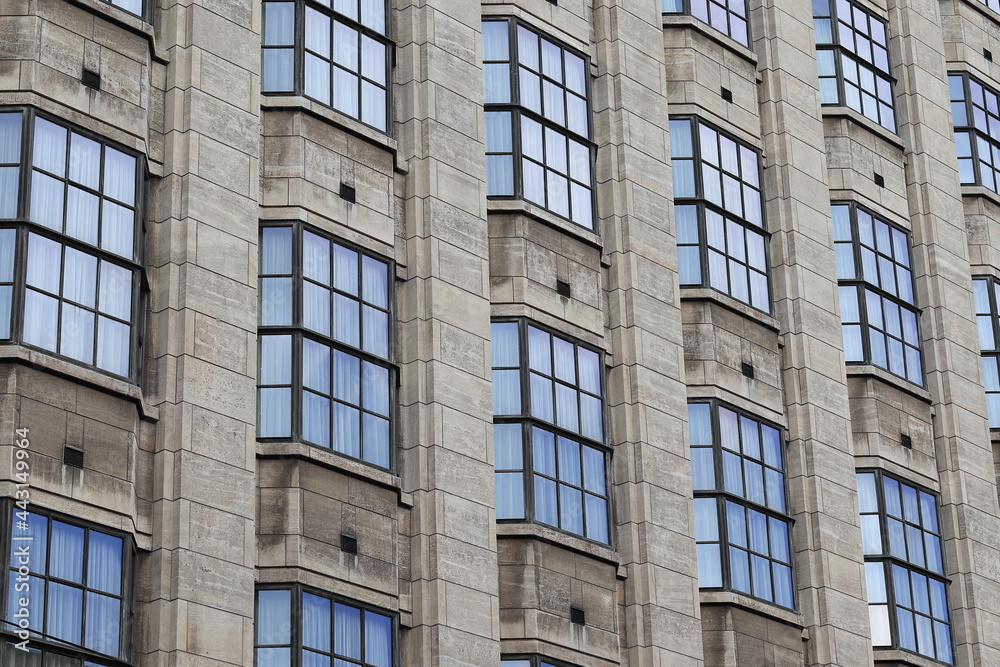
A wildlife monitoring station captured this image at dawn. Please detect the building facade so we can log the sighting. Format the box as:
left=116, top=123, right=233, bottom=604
left=1, top=0, right=1000, bottom=665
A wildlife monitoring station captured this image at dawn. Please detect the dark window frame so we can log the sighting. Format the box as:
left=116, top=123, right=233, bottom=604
left=491, top=317, right=612, bottom=546
left=501, top=655, right=582, bottom=667
left=254, top=583, right=398, bottom=667
left=973, top=275, right=1000, bottom=429
left=857, top=469, right=954, bottom=664
left=949, top=71, right=1000, bottom=193
left=688, top=399, right=796, bottom=610
left=832, top=201, right=923, bottom=386
left=814, top=0, right=897, bottom=132
left=670, top=114, right=772, bottom=313
left=0, top=106, right=147, bottom=383
left=482, top=17, right=597, bottom=231
left=261, top=0, right=394, bottom=134
left=256, top=220, right=397, bottom=472
left=660, top=0, right=751, bottom=47
left=0, top=502, right=137, bottom=667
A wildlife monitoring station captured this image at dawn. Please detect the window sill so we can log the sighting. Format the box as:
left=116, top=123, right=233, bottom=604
left=680, top=286, right=781, bottom=333
left=821, top=107, right=905, bottom=152
left=65, top=0, right=169, bottom=64
left=487, top=199, right=602, bottom=249
left=960, top=183, right=1000, bottom=210
left=844, top=364, right=933, bottom=403
left=256, top=440, right=413, bottom=507
left=260, top=96, right=406, bottom=174
left=0, top=344, right=157, bottom=421
left=699, top=590, right=804, bottom=627
left=496, top=522, right=622, bottom=573
left=872, top=647, right=953, bottom=667
left=661, top=14, right=758, bottom=66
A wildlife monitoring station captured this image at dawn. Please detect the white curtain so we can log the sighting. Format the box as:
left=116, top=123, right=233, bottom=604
left=32, top=118, right=66, bottom=176
left=103, top=148, right=135, bottom=206
left=301, top=592, right=331, bottom=651
left=101, top=200, right=134, bottom=259
left=97, top=318, right=130, bottom=377
left=69, top=133, right=100, bottom=189
left=87, top=531, right=122, bottom=594
left=303, top=283, right=331, bottom=336
left=256, top=589, right=291, bottom=645
left=99, top=261, right=132, bottom=320
left=64, top=247, right=96, bottom=308
left=302, top=231, right=330, bottom=285
left=22, top=290, right=58, bottom=352
left=66, top=187, right=99, bottom=245
left=334, top=604, right=361, bottom=659
left=30, top=172, right=64, bottom=231
left=364, top=612, right=392, bottom=667
left=83, top=592, right=120, bottom=654
left=261, top=227, right=292, bottom=275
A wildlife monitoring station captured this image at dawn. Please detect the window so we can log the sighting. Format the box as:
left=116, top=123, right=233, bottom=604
left=482, top=19, right=595, bottom=229
left=262, top=0, right=391, bottom=132
left=105, top=0, right=143, bottom=17
left=975, top=0, right=1000, bottom=14
left=973, top=277, right=1000, bottom=428
left=3, top=509, right=133, bottom=664
left=857, top=471, right=953, bottom=663
left=0, top=109, right=143, bottom=380
left=257, top=223, right=393, bottom=469
left=688, top=401, right=794, bottom=609
left=949, top=72, right=1000, bottom=193
left=256, top=587, right=394, bottom=667
left=491, top=320, right=610, bottom=544
left=813, top=0, right=896, bottom=132
left=502, top=657, right=579, bottom=667
left=831, top=202, right=922, bottom=385
left=670, top=116, right=769, bottom=312
left=661, top=0, right=750, bottom=47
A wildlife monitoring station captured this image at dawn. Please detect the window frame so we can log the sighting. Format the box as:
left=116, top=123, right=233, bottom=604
left=256, top=220, right=397, bottom=472
left=491, top=317, right=612, bottom=546
left=0, top=106, right=147, bottom=383
left=973, top=275, right=1000, bottom=429
left=813, top=0, right=897, bottom=133
left=949, top=71, right=1000, bottom=193
left=661, top=0, right=751, bottom=47
left=254, top=583, right=398, bottom=667
left=857, top=469, right=954, bottom=664
left=501, top=655, right=582, bottom=667
left=670, top=114, right=772, bottom=313
left=261, top=0, right=394, bottom=134
left=688, top=399, right=796, bottom=610
left=0, top=503, right=137, bottom=666
left=832, top=201, right=923, bottom=386
left=482, top=17, right=598, bottom=231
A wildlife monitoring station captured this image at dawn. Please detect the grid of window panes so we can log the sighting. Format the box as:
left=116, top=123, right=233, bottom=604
left=689, top=402, right=794, bottom=609
left=482, top=19, right=595, bottom=229
left=502, top=658, right=576, bottom=667
left=949, top=72, right=1000, bottom=193
left=813, top=0, right=896, bottom=132
left=661, top=0, right=750, bottom=47
left=973, top=277, right=1000, bottom=429
left=670, top=116, right=769, bottom=312
left=262, top=0, right=390, bottom=132
left=492, top=320, right=609, bottom=544
left=857, top=472, right=953, bottom=663
left=256, top=587, right=394, bottom=667
left=4, top=510, right=130, bottom=661
left=831, top=203, right=922, bottom=384
left=0, top=110, right=141, bottom=380
left=258, top=224, right=393, bottom=469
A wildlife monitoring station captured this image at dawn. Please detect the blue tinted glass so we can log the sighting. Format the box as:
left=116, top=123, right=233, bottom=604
left=334, top=604, right=362, bottom=659
left=364, top=612, right=393, bottom=667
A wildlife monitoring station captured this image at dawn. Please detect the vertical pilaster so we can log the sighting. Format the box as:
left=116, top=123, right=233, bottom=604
left=394, top=3, right=501, bottom=664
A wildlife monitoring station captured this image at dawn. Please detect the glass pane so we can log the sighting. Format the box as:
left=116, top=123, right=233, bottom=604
left=302, top=592, right=331, bottom=651
left=582, top=445, right=605, bottom=494
left=61, top=304, right=95, bottom=363
left=33, top=118, right=67, bottom=176
left=87, top=531, right=123, bottom=595
left=334, top=294, right=360, bottom=347
left=697, top=543, right=722, bottom=588
left=64, top=247, right=97, bottom=308
left=334, top=604, right=362, bottom=659
left=0, top=112, right=21, bottom=163
left=482, top=20, right=509, bottom=61
left=534, top=475, right=557, bottom=526
left=362, top=361, right=389, bottom=416
left=30, top=172, right=64, bottom=230
left=23, top=290, right=58, bottom=352
left=101, top=200, right=134, bottom=259
left=496, top=471, right=525, bottom=519
left=492, top=369, right=521, bottom=415
left=869, top=605, right=891, bottom=646
left=0, top=167, right=17, bottom=219
left=259, top=387, right=291, bottom=437
left=47, top=582, right=82, bottom=644
left=260, top=334, right=292, bottom=385
left=334, top=350, right=360, bottom=404
left=97, top=317, right=130, bottom=376
left=730, top=547, right=750, bottom=593
left=363, top=414, right=390, bottom=467
left=365, top=612, right=393, bottom=667
left=530, top=373, right=553, bottom=422
left=84, top=592, right=120, bottom=654
left=494, top=423, right=523, bottom=470
left=302, top=392, right=331, bottom=447
left=333, top=403, right=360, bottom=457
left=560, top=485, right=583, bottom=534
left=66, top=186, right=99, bottom=245
left=303, top=338, right=331, bottom=393
left=263, top=2, right=295, bottom=45
left=103, top=148, right=135, bottom=206
left=533, top=427, right=556, bottom=476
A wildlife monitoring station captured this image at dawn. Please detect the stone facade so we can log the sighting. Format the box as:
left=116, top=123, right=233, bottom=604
left=0, top=0, right=1000, bottom=665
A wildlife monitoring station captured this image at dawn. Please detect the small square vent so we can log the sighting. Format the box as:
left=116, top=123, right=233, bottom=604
left=341, top=533, right=358, bottom=555
left=64, top=446, right=84, bottom=468
left=570, top=606, right=586, bottom=625
left=82, top=68, right=101, bottom=90
left=339, top=183, right=357, bottom=203
left=721, top=87, right=733, bottom=103
left=741, top=362, right=755, bottom=379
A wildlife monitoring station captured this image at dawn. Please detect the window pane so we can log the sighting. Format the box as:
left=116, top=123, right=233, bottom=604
left=697, top=543, right=722, bottom=588
left=302, top=592, right=331, bottom=651
left=47, top=583, right=82, bottom=644
left=303, top=392, right=331, bottom=447
left=64, top=247, right=97, bottom=308
left=23, top=290, right=58, bottom=352
left=257, top=590, right=292, bottom=644
left=84, top=592, right=120, bottom=654
left=30, top=172, right=64, bottom=230
left=365, top=612, right=393, bottom=667
left=259, top=388, right=291, bottom=437
left=334, top=604, right=362, bottom=659
left=88, top=531, right=123, bottom=595
left=33, top=118, right=67, bottom=176
left=66, top=187, right=99, bottom=245
left=496, top=472, right=525, bottom=519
